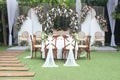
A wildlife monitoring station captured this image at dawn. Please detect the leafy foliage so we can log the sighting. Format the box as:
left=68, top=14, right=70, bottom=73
left=112, top=4, right=120, bottom=19
left=96, top=15, right=108, bottom=32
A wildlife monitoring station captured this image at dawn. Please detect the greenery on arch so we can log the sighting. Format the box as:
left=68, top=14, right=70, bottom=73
left=34, top=5, right=80, bottom=34
left=112, top=3, right=120, bottom=19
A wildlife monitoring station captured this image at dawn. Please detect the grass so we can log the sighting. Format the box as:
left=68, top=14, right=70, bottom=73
left=18, top=50, right=120, bottom=80
left=0, top=46, right=120, bottom=80
left=0, top=45, right=9, bottom=51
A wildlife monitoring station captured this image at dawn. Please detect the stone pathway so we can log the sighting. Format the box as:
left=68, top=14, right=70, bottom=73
left=0, top=51, right=35, bottom=80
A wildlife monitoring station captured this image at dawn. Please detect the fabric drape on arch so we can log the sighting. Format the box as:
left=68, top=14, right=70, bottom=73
left=76, top=0, right=81, bottom=21
left=6, top=0, right=18, bottom=46
left=107, top=0, right=118, bottom=46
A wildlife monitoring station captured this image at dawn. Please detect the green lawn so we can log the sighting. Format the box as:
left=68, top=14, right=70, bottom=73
left=0, top=46, right=120, bottom=80
left=18, top=50, right=120, bottom=80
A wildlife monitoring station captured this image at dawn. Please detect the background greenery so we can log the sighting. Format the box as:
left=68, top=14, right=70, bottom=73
left=0, top=0, right=120, bottom=46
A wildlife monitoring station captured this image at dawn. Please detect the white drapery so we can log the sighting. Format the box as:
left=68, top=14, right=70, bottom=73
left=76, top=0, right=81, bottom=20
left=81, top=8, right=104, bottom=46
left=42, top=36, right=58, bottom=67
left=63, top=37, right=79, bottom=66
left=107, top=0, right=118, bottom=46
left=7, top=0, right=18, bottom=46
left=27, top=8, right=42, bottom=34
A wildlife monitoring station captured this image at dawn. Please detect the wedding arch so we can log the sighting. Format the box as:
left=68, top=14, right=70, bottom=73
left=35, top=5, right=80, bottom=34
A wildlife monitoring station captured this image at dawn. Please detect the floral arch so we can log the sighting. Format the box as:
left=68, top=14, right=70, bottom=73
left=34, top=5, right=80, bottom=34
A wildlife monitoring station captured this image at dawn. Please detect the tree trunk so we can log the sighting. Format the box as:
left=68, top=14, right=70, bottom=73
left=2, top=7, right=7, bottom=45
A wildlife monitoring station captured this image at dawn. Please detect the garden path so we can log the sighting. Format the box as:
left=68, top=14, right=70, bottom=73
left=0, top=51, right=35, bottom=80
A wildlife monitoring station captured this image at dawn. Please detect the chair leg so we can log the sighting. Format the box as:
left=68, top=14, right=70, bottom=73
left=35, top=50, right=37, bottom=58
left=45, top=49, right=48, bottom=59
left=40, top=49, right=42, bottom=59
left=73, top=49, right=76, bottom=59
left=88, top=51, right=91, bottom=60
left=62, top=50, right=67, bottom=60
left=31, top=50, right=34, bottom=59
left=53, top=49, right=57, bottom=60
left=86, top=50, right=90, bottom=60
left=77, top=49, right=82, bottom=59
left=102, top=41, right=104, bottom=46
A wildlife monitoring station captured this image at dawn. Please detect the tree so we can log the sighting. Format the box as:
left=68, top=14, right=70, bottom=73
left=0, top=0, right=7, bottom=45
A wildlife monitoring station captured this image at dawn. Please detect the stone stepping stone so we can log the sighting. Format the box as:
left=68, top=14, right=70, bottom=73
left=0, top=63, right=24, bottom=67
left=0, top=54, right=18, bottom=56
left=0, top=58, right=18, bottom=61
left=1, top=50, right=24, bottom=52
left=0, top=67, right=29, bottom=71
left=0, top=60, right=20, bottom=63
left=0, top=72, right=35, bottom=77
left=0, top=56, right=16, bottom=58
left=2, top=79, right=32, bottom=80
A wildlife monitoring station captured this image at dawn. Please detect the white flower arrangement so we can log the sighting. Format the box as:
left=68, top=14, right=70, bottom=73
left=96, top=15, right=108, bottom=32
left=34, top=5, right=80, bottom=34
left=16, top=14, right=27, bottom=30
left=80, top=5, right=89, bottom=23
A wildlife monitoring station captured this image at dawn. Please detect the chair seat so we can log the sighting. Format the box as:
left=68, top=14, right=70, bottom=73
left=79, top=38, right=86, bottom=41
left=95, top=39, right=104, bottom=41
left=78, top=45, right=88, bottom=48
left=66, top=45, right=74, bottom=49
left=46, top=45, right=56, bottom=49
left=34, top=45, right=42, bottom=48
left=20, top=38, right=28, bottom=41
left=36, top=38, right=41, bottom=41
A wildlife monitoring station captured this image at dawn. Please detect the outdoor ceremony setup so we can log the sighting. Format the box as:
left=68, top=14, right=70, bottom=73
left=16, top=3, right=105, bottom=66
left=6, top=0, right=119, bottom=66
left=0, top=0, right=120, bottom=80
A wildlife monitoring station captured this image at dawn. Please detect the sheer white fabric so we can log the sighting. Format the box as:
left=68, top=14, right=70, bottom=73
left=28, top=8, right=42, bottom=34
left=56, top=36, right=64, bottom=59
left=81, top=8, right=104, bottom=45
left=42, top=36, right=58, bottom=67
left=107, top=0, right=118, bottom=46
left=64, top=37, right=79, bottom=66
left=76, top=0, right=81, bottom=20
left=18, top=17, right=32, bottom=45
left=7, top=0, right=18, bottom=46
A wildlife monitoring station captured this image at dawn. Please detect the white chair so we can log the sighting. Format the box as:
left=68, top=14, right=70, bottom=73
left=18, top=31, right=29, bottom=46
left=94, top=32, right=105, bottom=46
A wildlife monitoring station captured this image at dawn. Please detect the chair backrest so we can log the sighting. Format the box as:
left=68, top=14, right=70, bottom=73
left=45, top=36, right=58, bottom=49
left=78, top=32, right=85, bottom=39
left=77, top=35, right=91, bottom=46
left=85, top=36, right=91, bottom=47
left=34, top=31, right=41, bottom=38
left=63, top=35, right=75, bottom=49
left=76, top=32, right=86, bottom=42
left=22, top=31, right=29, bottom=38
left=95, top=32, right=103, bottom=39
left=30, top=35, right=36, bottom=47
